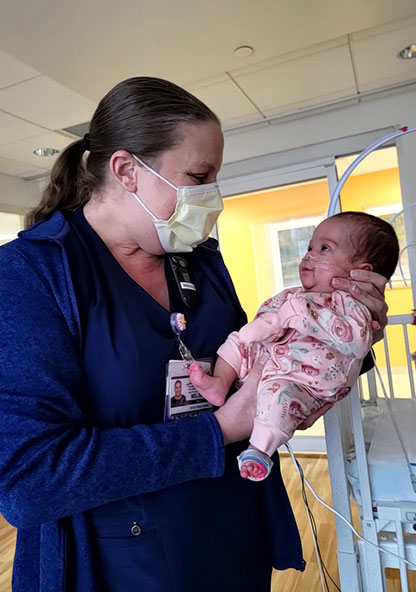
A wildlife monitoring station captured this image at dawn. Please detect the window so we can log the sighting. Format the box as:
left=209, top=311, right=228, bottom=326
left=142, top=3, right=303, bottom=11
left=366, top=204, right=407, bottom=284
left=0, top=212, right=24, bottom=246
left=269, top=216, right=323, bottom=292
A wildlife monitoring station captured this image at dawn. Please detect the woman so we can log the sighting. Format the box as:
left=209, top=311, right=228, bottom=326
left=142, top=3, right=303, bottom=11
left=0, top=77, right=387, bottom=592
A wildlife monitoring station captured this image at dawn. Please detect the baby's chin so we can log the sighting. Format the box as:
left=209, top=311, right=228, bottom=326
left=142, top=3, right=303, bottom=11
left=301, top=281, right=335, bottom=293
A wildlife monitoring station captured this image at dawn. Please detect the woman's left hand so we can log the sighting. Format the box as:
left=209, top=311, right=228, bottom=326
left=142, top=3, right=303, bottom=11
left=331, top=269, right=388, bottom=343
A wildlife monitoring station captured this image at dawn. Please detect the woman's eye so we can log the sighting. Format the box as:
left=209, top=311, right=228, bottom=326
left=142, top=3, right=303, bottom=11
left=190, top=174, right=207, bottom=184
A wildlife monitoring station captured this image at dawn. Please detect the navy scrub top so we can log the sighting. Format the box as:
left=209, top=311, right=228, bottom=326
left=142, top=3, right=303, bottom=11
left=65, top=208, right=303, bottom=592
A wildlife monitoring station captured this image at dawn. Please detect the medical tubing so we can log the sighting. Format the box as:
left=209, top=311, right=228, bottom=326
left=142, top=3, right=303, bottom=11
left=305, top=487, right=327, bottom=592
left=295, top=456, right=334, bottom=591
left=285, top=442, right=416, bottom=569
left=327, top=127, right=416, bottom=218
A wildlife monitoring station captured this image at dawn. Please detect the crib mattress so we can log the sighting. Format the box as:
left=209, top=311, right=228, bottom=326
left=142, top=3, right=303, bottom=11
left=346, top=398, right=416, bottom=504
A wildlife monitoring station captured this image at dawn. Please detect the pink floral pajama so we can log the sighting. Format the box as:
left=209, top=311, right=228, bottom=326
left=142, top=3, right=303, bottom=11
left=217, top=288, right=373, bottom=455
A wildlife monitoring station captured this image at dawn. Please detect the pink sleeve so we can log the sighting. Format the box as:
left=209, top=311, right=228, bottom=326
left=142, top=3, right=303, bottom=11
left=237, top=313, right=284, bottom=344
left=281, top=291, right=373, bottom=358
left=237, top=289, right=296, bottom=344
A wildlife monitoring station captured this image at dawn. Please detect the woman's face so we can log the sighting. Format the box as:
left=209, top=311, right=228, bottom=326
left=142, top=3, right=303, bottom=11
left=174, top=381, right=182, bottom=399
left=136, top=120, right=224, bottom=224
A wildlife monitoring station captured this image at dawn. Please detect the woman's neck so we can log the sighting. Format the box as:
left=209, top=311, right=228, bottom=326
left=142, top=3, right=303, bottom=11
left=83, top=198, right=170, bottom=309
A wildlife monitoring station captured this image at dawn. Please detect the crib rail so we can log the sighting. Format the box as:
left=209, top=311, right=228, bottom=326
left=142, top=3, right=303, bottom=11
left=360, top=313, right=416, bottom=400
left=325, top=313, right=416, bottom=591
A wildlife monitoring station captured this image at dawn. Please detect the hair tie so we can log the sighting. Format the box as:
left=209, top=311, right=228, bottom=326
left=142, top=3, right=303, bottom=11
left=81, top=133, right=90, bottom=152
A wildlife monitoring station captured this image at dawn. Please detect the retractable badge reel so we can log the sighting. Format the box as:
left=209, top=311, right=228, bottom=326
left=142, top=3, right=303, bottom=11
left=170, top=313, right=195, bottom=362
left=164, top=313, right=213, bottom=422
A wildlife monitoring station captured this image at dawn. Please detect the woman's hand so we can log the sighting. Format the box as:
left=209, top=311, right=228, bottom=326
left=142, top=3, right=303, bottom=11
left=296, top=402, right=333, bottom=430
left=214, top=354, right=268, bottom=445
left=331, top=269, right=388, bottom=343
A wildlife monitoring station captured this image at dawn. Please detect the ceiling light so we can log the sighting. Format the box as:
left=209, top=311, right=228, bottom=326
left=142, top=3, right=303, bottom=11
left=33, top=148, right=60, bottom=157
left=233, top=45, right=254, bottom=58
left=397, top=44, right=416, bottom=59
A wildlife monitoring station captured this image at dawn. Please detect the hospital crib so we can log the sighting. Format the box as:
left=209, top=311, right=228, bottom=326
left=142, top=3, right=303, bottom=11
left=324, top=313, right=416, bottom=591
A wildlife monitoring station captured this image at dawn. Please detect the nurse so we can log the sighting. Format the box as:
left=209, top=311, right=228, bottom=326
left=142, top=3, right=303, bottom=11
left=0, top=76, right=387, bottom=592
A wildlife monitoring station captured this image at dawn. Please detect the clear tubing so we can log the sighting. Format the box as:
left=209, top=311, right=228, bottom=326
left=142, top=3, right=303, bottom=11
left=327, top=126, right=416, bottom=218
left=301, top=256, right=332, bottom=271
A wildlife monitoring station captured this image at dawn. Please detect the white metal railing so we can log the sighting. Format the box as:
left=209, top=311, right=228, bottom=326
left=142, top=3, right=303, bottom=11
left=325, top=313, right=416, bottom=591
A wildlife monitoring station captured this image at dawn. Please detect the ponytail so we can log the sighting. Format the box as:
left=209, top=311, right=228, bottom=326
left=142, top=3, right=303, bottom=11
left=25, top=76, right=220, bottom=229
left=25, top=138, right=91, bottom=228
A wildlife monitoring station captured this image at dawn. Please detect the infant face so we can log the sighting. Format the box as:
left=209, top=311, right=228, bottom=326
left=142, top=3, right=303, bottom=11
left=299, top=218, right=357, bottom=292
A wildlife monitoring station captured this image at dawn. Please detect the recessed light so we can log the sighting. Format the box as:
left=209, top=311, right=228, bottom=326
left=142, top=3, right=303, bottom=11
left=33, top=148, right=60, bottom=157
left=397, top=44, right=416, bottom=59
left=233, top=45, right=254, bottom=58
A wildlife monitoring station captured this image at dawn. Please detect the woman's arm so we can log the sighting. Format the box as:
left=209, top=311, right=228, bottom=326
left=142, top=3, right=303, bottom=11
left=214, top=356, right=265, bottom=444
left=0, top=248, right=227, bottom=528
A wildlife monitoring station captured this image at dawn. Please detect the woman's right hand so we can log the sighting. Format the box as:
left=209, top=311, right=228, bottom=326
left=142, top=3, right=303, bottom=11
left=214, top=354, right=268, bottom=445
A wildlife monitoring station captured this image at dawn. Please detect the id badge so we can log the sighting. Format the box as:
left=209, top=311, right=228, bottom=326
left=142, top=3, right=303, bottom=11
left=164, top=358, right=213, bottom=421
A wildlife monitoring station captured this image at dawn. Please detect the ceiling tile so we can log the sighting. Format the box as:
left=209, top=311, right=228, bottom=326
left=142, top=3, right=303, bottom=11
left=0, top=49, right=40, bottom=90
left=0, top=75, right=97, bottom=129
left=0, top=155, right=39, bottom=177
left=0, top=110, right=47, bottom=145
left=190, top=79, right=264, bottom=127
left=351, top=14, right=416, bottom=41
left=233, top=44, right=357, bottom=116
left=351, top=22, right=416, bottom=92
left=0, top=131, right=72, bottom=169
left=186, top=73, right=230, bottom=91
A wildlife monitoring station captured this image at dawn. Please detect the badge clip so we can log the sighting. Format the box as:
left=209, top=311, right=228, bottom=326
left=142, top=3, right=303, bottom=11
left=170, top=312, right=195, bottom=362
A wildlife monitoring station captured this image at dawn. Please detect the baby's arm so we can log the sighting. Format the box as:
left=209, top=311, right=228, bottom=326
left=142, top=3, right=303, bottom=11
left=238, top=312, right=285, bottom=344
left=237, top=290, right=296, bottom=344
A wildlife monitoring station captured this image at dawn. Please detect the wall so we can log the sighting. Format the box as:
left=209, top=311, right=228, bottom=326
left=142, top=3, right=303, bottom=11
left=0, top=173, right=41, bottom=214
left=222, top=87, right=416, bottom=165
left=218, top=179, right=330, bottom=320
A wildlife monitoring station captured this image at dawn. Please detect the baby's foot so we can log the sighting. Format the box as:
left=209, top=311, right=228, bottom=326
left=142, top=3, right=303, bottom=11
left=188, top=362, right=226, bottom=406
left=239, top=460, right=267, bottom=480
left=237, top=448, right=273, bottom=482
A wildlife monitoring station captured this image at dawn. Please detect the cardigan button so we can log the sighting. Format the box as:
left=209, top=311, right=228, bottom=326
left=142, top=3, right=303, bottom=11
left=131, top=522, right=142, bottom=536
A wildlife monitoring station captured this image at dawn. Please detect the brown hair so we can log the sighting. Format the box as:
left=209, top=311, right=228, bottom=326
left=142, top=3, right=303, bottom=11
left=332, top=211, right=400, bottom=280
left=25, top=77, right=220, bottom=228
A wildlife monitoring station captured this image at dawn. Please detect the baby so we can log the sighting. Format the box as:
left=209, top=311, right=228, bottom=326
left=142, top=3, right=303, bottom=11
left=189, top=212, right=399, bottom=481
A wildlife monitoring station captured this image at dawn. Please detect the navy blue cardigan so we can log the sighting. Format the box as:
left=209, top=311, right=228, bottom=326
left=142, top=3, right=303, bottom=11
left=0, top=212, right=304, bottom=591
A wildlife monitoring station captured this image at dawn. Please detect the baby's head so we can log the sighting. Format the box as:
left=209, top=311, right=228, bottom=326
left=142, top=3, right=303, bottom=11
left=299, top=212, right=399, bottom=293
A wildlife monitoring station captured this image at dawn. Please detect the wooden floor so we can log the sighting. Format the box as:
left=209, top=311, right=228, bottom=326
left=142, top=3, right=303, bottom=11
left=0, top=513, right=15, bottom=592
left=0, top=454, right=414, bottom=591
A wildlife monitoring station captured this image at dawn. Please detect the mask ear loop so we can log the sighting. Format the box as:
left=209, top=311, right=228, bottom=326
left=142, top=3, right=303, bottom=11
left=132, top=154, right=178, bottom=190
left=130, top=192, right=157, bottom=220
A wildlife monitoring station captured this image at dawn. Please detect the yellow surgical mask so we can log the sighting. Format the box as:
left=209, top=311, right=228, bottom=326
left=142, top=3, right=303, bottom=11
left=131, top=155, right=223, bottom=253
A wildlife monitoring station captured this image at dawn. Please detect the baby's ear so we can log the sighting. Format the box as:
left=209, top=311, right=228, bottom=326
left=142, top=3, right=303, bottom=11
left=357, top=262, right=373, bottom=272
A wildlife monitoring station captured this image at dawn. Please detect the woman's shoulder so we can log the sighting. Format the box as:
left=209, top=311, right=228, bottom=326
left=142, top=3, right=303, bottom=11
left=0, top=212, right=71, bottom=268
